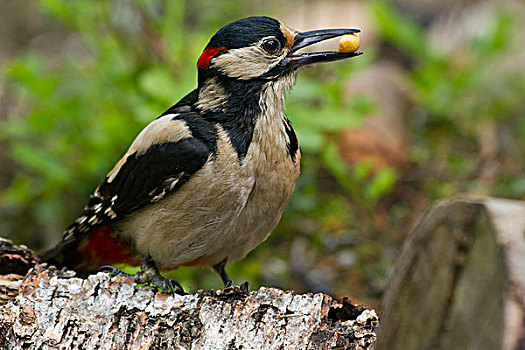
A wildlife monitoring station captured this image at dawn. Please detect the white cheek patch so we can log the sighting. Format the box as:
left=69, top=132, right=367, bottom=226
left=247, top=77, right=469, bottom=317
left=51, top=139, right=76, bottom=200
left=211, top=45, right=286, bottom=80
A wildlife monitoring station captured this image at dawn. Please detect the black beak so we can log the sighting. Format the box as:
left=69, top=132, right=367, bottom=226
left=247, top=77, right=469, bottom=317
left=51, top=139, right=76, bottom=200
left=286, top=28, right=362, bottom=67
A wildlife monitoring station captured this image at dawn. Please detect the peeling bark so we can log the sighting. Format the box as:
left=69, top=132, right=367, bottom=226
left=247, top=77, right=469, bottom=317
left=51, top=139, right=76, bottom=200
left=0, top=239, right=377, bottom=350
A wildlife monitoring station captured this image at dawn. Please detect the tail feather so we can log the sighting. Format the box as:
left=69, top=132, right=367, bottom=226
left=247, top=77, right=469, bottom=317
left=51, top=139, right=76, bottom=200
left=39, top=225, right=139, bottom=277
left=38, top=236, right=97, bottom=277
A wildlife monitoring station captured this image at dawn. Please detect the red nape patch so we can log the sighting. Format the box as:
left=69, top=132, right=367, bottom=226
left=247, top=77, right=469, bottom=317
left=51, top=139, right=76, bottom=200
left=197, top=46, right=228, bottom=70
left=85, top=226, right=140, bottom=267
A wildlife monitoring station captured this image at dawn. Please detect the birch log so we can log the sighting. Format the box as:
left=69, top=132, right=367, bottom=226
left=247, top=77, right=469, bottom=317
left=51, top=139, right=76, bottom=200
left=0, top=239, right=377, bottom=350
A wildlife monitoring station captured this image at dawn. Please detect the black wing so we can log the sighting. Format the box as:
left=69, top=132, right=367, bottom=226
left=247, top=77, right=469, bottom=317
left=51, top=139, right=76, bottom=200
left=63, top=111, right=217, bottom=240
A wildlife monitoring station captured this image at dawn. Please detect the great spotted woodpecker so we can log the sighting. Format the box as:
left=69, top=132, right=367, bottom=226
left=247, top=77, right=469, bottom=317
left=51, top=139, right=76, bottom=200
left=39, top=16, right=362, bottom=293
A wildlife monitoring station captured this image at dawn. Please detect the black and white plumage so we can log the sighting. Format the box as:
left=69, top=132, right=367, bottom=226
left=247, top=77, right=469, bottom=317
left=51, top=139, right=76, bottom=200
left=63, top=110, right=217, bottom=239
left=39, top=16, right=362, bottom=292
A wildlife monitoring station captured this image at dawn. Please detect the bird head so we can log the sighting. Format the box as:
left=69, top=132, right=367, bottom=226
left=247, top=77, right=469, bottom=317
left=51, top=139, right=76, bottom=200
left=187, top=17, right=362, bottom=160
left=197, top=16, right=361, bottom=84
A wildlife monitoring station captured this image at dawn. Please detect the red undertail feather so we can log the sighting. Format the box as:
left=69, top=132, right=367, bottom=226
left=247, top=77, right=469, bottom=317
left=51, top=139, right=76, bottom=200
left=85, top=226, right=140, bottom=267
left=39, top=225, right=138, bottom=276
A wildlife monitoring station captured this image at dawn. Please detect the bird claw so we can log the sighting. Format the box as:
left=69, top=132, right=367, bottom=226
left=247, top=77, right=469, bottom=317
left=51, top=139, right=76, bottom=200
left=223, top=280, right=250, bottom=294
left=148, top=276, right=185, bottom=295
left=98, top=264, right=184, bottom=294
left=98, top=265, right=134, bottom=278
left=240, top=281, right=250, bottom=294
left=225, top=280, right=234, bottom=288
left=213, top=258, right=249, bottom=293
left=134, top=257, right=186, bottom=295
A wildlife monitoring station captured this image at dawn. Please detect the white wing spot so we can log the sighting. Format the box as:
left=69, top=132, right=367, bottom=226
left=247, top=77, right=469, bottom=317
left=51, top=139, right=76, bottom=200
left=169, top=178, right=179, bottom=190
left=88, top=215, right=99, bottom=224
left=75, top=216, right=87, bottom=224
left=152, top=189, right=168, bottom=202
left=104, top=207, right=117, bottom=219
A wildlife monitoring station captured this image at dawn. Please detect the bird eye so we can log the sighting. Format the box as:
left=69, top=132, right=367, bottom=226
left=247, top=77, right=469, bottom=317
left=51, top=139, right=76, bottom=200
left=263, top=39, right=280, bottom=53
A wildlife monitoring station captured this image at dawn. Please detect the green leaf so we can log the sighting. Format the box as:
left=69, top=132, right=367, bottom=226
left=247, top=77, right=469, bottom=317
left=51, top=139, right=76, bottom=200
left=139, top=67, right=179, bottom=103
left=365, top=167, right=398, bottom=203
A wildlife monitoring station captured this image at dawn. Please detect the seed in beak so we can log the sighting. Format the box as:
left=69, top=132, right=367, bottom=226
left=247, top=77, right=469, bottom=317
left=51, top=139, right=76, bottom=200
left=338, top=33, right=360, bottom=53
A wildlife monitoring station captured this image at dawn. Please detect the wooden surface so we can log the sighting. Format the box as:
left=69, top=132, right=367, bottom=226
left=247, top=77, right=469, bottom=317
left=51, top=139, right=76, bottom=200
left=0, top=238, right=39, bottom=306
left=377, top=196, right=525, bottom=350
left=0, top=239, right=377, bottom=350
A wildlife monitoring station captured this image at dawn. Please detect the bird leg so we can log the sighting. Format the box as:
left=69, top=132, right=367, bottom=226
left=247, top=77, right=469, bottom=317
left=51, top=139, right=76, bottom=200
left=135, top=256, right=185, bottom=294
left=213, top=258, right=233, bottom=287
left=213, top=258, right=250, bottom=293
left=98, top=257, right=184, bottom=294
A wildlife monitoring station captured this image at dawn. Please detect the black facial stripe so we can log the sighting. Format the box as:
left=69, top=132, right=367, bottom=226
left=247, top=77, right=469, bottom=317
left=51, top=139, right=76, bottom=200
left=201, top=76, right=266, bottom=160
left=260, top=62, right=295, bottom=80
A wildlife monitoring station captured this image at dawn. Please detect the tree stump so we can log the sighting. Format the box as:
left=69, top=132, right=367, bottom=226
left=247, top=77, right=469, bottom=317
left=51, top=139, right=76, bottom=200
left=377, top=196, right=525, bottom=350
left=0, top=239, right=377, bottom=350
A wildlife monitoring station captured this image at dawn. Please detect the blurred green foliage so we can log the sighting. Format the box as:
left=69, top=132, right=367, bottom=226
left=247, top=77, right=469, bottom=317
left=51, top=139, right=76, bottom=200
left=1, top=0, right=525, bottom=302
left=371, top=0, right=525, bottom=197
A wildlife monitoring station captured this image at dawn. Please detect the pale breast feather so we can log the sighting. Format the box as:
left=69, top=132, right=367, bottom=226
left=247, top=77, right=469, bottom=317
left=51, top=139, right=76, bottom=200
left=63, top=112, right=218, bottom=240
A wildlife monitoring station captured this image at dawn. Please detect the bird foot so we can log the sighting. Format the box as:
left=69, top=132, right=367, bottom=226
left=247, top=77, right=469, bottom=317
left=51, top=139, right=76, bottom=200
left=240, top=281, right=250, bottom=294
left=136, top=256, right=185, bottom=295
left=135, top=271, right=185, bottom=295
left=213, top=258, right=249, bottom=294
left=98, top=264, right=185, bottom=295
left=98, top=265, right=134, bottom=278
left=224, top=280, right=250, bottom=294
